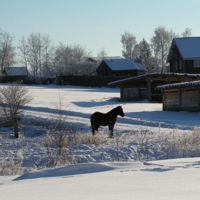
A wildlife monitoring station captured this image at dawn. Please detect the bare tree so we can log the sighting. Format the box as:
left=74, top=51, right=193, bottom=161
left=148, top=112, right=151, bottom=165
left=0, top=29, right=16, bottom=72
left=181, top=28, right=192, bottom=37
left=42, top=35, right=54, bottom=77
left=18, top=33, right=54, bottom=77
left=121, top=31, right=137, bottom=60
left=0, top=82, right=32, bottom=138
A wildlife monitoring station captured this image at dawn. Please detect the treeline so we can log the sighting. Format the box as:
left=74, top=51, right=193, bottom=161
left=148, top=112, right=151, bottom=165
left=0, top=27, right=192, bottom=77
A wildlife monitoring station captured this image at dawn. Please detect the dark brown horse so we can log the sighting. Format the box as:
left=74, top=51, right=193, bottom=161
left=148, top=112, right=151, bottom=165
left=90, top=106, right=125, bottom=137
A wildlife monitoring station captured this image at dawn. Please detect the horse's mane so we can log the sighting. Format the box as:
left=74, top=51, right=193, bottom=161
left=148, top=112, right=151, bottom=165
left=107, top=106, right=121, bottom=115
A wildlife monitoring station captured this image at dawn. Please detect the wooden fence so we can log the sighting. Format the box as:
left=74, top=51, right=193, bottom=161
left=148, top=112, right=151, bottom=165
left=57, top=75, right=129, bottom=87
left=0, top=75, right=130, bottom=87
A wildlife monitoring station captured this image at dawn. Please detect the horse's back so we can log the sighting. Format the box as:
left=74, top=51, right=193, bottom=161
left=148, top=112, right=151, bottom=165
left=91, top=111, right=109, bottom=125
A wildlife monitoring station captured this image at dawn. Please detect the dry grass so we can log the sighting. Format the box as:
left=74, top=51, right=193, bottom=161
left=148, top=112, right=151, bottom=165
left=0, top=150, right=22, bottom=175
left=73, top=132, right=109, bottom=145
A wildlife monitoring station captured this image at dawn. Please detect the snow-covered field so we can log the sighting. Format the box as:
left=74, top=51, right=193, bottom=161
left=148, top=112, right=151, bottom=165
left=1, top=84, right=200, bottom=199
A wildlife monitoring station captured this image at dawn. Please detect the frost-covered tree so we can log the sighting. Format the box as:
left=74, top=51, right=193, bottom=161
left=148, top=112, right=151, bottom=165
left=97, top=48, right=107, bottom=60
left=0, top=29, right=15, bottom=72
left=151, top=26, right=177, bottom=72
left=121, top=31, right=137, bottom=60
left=54, top=43, right=92, bottom=75
left=18, top=33, right=54, bottom=77
left=139, top=39, right=155, bottom=73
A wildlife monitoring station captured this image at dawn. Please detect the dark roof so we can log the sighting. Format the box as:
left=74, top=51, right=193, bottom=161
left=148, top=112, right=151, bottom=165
left=167, top=37, right=200, bottom=61
left=156, top=80, right=200, bottom=90
left=97, top=59, right=145, bottom=73
left=4, top=67, right=28, bottom=76
left=108, top=72, right=200, bottom=86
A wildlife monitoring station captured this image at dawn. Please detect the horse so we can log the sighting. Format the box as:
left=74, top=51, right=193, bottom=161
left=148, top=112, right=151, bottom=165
left=90, top=106, right=125, bottom=137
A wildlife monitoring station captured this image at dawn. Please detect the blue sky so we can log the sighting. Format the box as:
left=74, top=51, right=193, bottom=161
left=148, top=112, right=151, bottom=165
left=1, top=0, right=200, bottom=57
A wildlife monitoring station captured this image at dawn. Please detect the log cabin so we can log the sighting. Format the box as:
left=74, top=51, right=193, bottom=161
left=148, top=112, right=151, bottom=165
left=168, top=37, right=200, bottom=73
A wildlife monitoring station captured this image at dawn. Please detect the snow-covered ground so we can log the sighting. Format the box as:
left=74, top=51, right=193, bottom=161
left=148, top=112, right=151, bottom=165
left=1, top=84, right=200, bottom=199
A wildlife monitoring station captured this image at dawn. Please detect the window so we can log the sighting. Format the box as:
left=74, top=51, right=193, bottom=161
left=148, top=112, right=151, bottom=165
left=194, top=59, right=200, bottom=68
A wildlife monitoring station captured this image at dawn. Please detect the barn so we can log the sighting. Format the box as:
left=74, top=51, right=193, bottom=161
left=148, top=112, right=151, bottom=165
left=156, top=81, right=200, bottom=112
left=96, top=58, right=145, bottom=76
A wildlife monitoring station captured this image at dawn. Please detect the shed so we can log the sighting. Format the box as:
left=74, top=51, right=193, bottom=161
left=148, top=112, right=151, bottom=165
left=156, top=81, right=200, bottom=112
left=3, top=67, right=28, bottom=76
left=168, top=37, right=200, bottom=73
left=2, top=66, right=30, bottom=83
left=108, top=73, right=200, bottom=102
left=96, top=58, right=145, bottom=76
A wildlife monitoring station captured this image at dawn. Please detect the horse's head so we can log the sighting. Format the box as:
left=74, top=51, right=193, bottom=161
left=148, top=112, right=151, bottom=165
left=117, top=106, right=125, bottom=117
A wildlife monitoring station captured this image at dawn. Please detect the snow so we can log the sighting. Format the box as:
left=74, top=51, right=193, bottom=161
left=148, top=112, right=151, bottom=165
left=103, top=59, right=145, bottom=71
left=4, top=67, right=28, bottom=76
left=156, top=80, right=200, bottom=90
left=108, top=72, right=200, bottom=86
left=174, top=37, right=200, bottom=60
left=1, top=84, right=200, bottom=199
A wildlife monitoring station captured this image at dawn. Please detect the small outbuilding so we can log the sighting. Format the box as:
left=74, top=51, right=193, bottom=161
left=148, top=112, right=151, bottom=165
left=96, top=58, right=145, bottom=76
left=2, top=66, right=30, bottom=83
left=156, top=81, right=200, bottom=112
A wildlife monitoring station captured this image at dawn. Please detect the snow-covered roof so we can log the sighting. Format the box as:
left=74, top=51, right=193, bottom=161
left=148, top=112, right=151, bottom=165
left=156, top=80, right=200, bottom=90
left=4, top=67, right=28, bottom=76
left=99, top=59, right=145, bottom=72
left=168, top=37, right=200, bottom=61
left=108, top=72, right=200, bottom=86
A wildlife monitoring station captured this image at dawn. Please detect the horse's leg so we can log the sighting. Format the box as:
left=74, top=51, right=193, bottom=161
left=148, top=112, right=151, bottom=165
left=92, top=127, right=95, bottom=135
left=91, top=122, right=95, bottom=135
left=108, top=124, right=114, bottom=137
left=92, top=124, right=100, bottom=135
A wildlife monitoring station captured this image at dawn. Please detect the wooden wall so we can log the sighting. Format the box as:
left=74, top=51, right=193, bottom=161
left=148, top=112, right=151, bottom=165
left=120, top=87, right=147, bottom=102
left=162, top=88, right=200, bottom=112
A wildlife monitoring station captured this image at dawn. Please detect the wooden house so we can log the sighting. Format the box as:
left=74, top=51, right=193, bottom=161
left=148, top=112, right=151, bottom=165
left=156, top=81, right=200, bottom=112
left=96, top=58, right=145, bottom=76
left=168, top=37, right=200, bottom=73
